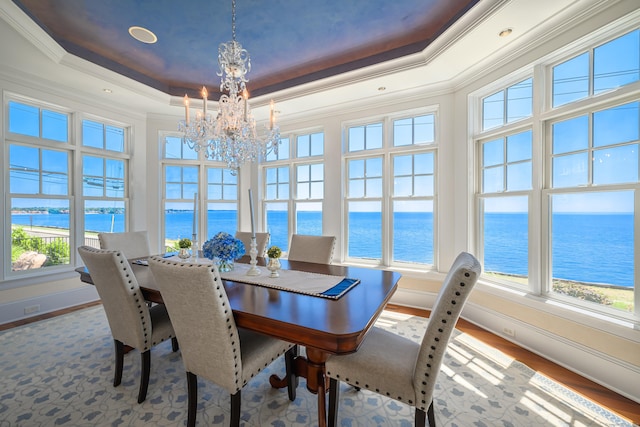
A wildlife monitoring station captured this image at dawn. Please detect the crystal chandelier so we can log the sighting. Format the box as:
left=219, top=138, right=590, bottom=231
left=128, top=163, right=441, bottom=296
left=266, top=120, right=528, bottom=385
left=178, top=0, right=280, bottom=172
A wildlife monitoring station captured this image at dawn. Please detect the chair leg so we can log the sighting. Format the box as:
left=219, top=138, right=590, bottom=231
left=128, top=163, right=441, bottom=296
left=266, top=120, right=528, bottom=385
left=187, top=372, right=198, bottom=427
left=328, top=378, right=340, bottom=427
left=113, top=340, right=124, bottom=387
left=427, top=400, right=435, bottom=427
left=285, top=346, right=298, bottom=401
left=230, top=390, right=241, bottom=427
left=171, top=337, right=179, bottom=352
left=416, top=407, right=426, bottom=427
left=137, top=350, right=151, bottom=403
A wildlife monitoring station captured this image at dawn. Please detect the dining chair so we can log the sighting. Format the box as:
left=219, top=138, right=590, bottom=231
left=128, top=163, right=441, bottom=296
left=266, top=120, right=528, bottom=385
left=287, top=234, right=336, bottom=264
left=77, top=246, right=178, bottom=403
left=98, top=230, right=151, bottom=259
left=147, top=256, right=297, bottom=427
left=325, top=252, right=481, bottom=427
left=235, top=231, right=270, bottom=257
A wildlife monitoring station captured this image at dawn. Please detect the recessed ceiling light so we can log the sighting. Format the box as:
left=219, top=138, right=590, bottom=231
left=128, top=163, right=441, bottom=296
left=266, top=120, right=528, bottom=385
left=103, top=88, right=112, bottom=93
left=378, top=86, right=386, bottom=91
left=128, top=26, right=157, bottom=44
left=499, top=28, right=513, bottom=38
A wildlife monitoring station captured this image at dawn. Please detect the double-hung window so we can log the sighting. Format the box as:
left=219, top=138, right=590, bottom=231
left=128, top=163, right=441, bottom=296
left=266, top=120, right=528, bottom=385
left=81, top=119, right=127, bottom=247
left=345, top=112, right=437, bottom=267
left=263, top=132, right=325, bottom=252
left=477, top=78, right=534, bottom=285
left=8, top=101, right=71, bottom=272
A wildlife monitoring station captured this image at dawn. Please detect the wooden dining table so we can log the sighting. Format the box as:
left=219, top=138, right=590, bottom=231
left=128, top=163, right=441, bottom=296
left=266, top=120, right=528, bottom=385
left=76, top=255, right=400, bottom=427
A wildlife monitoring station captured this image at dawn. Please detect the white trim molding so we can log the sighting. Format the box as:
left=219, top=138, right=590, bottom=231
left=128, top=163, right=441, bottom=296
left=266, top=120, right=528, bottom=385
left=0, top=286, right=99, bottom=326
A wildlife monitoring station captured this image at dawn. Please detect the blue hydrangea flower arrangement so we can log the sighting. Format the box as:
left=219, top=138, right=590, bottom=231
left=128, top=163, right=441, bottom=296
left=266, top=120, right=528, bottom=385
left=202, top=232, right=246, bottom=262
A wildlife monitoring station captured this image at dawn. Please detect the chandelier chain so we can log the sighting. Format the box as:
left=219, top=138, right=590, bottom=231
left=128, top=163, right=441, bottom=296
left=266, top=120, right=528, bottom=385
left=231, top=0, right=236, bottom=42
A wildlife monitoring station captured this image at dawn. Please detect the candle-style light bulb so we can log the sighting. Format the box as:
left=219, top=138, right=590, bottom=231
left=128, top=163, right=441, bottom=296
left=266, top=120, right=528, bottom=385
left=184, top=94, right=190, bottom=124
left=201, top=86, right=208, bottom=116
left=242, top=89, right=248, bottom=121
left=269, top=100, right=275, bottom=130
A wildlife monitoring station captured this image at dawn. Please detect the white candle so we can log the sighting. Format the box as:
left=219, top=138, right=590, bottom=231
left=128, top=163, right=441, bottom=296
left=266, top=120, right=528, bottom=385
left=242, top=89, right=248, bottom=121
left=248, top=189, right=255, bottom=238
left=201, top=86, right=208, bottom=116
left=269, top=99, right=275, bottom=130
left=184, top=94, right=190, bottom=124
left=192, top=192, right=197, bottom=236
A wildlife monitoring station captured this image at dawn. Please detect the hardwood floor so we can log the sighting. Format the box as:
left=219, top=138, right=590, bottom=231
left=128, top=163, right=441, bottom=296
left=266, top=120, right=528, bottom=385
left=2, top=301, right=638, bottom=423
left=385, top=303, right=640, bottom=424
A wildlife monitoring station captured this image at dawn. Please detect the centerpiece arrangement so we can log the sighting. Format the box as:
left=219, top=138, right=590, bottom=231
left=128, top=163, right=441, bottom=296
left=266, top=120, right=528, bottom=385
left=266, top=245, right=282, bottom=278
left=177, top=238, right=192, bottom=259
left=202, top=232, right=246, bottom=272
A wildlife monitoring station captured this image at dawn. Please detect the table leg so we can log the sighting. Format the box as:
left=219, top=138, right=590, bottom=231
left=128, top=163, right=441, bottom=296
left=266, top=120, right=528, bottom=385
left=268, top=347, right=329, bottom=427
left=307, top=348, right=328, bottom=427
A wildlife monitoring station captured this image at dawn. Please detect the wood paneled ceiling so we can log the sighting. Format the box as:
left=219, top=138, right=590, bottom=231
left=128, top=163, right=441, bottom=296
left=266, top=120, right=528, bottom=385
left=11, top=0, right=479, bottom=100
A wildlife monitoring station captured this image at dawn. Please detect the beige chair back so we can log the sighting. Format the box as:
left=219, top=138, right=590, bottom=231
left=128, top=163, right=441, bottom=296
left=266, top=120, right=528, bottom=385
left=412, top=252, right=481, bottom=411
left=287, top=234, right=336, bottom=264
left=98, top=231, right=151, bottom=259
left=77, top=246, right=153, bottom=351
left=235, top=231, right=270, bottom=257
left=148, top=257, right=245, bottom=393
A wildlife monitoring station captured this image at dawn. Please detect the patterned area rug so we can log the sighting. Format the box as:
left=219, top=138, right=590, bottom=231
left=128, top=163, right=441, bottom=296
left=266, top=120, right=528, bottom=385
left=0, top=307, right=634, bottom=426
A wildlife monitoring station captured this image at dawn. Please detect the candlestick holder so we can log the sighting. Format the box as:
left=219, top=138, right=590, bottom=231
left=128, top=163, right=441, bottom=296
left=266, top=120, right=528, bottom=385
left=246, top=236, right=261, bottom=276
left=191, top=233, right=199, bottom=261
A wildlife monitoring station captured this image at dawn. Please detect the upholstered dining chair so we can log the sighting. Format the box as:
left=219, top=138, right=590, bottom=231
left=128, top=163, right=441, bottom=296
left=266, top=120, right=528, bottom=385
left=326, top=252, right=481, bottom=427
left=98, top=230, right=151, bottom=259
left=77, top=246, right=178, bottom=403
left=287, top=234, right=336, bottom=264
left=235, top=231, right=270, bottom=257
left=147, top=256, right=297, bottom=427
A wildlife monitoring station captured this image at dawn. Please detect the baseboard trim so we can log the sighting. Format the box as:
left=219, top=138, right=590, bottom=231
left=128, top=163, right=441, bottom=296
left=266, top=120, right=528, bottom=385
left=390, top=288, right=640, bottom=404
left=0, top=286, right=99, bottom=326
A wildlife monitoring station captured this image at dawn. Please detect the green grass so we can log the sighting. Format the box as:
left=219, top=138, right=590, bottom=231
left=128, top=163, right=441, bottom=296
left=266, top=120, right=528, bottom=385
left=486, top=272, right=633, bottom=313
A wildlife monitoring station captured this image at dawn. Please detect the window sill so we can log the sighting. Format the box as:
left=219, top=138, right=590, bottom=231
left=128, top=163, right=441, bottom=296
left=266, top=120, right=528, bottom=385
left=476, top=278, right=640, bottom=341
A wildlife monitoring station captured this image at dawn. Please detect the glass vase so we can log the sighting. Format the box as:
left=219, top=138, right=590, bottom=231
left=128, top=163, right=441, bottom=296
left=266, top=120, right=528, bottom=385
left=217, top=258, right=234, bottom=272
left=178, top=248, right=191, bottom=259
left=267, top=257, right=281, bottom=278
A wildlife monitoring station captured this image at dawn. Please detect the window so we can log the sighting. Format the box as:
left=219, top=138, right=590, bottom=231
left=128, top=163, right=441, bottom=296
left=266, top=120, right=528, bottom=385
left=393, top=115, right=435, bottom=146
left=6, top=99, right=130, bottom=276
left=392, top=153, right=434, bottom=264
left=9, top=144, right=71, bottom=271
left=552, top=29, right=640, bottom=107
left=82, top=120, right=125, bottom=152
left=206, top=167, right=238, bottom=235
left=9, top=101, right=68, bottom=142
left=81, top=119, right=128, bottom=244
left=161, top=134, right=238, bottom=250
left=265, top=166, right=290, bottom=250
left=482, top=79, right=533, bottom=130
left=474, top=27, right=639, bottom=318
left=349, top=123, right=382, bottom=151
left=263, top=131, right=325, bottom=251
left=548, top=100, right=637, bottom=311
left=295, top=163, right=324, bottom=236
left=345, top=112, right=437, bottom=266
left=347, top=156, right=383, bottom=260
left=266, top=136, right=290, bottom=161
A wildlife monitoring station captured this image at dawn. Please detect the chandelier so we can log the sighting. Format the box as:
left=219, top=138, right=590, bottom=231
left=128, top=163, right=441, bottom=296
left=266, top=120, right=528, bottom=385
left=178, top=0, right=280, bottom=172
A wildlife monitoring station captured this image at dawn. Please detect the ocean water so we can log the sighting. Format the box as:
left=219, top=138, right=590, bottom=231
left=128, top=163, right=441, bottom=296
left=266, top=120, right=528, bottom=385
left=11, top=211, right=633, bottom=288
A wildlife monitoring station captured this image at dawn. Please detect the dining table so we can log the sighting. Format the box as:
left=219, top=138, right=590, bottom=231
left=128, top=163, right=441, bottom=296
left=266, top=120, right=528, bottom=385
left=76, top=254, right=400, bottom=427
